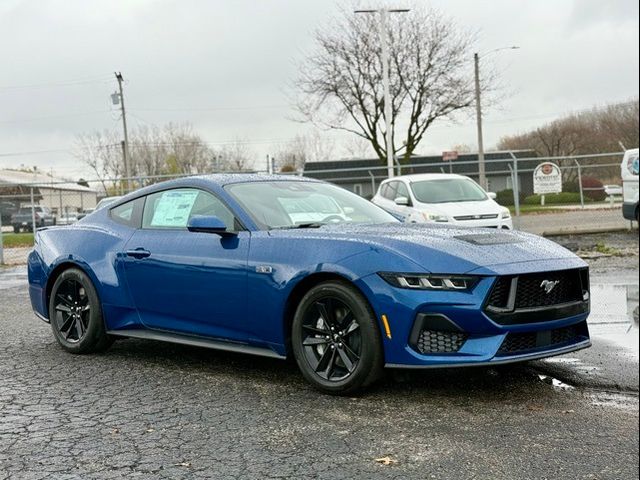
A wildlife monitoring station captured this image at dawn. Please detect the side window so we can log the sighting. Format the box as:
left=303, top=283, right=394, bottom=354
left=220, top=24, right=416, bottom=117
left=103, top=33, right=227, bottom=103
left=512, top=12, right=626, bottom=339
left=384, top=182, right=398, bottom=200
left=110, top=198, right=143, bottom=228
left=395, top=181, right=409, bottom=199
left=142, top=188, right=237, bottom=230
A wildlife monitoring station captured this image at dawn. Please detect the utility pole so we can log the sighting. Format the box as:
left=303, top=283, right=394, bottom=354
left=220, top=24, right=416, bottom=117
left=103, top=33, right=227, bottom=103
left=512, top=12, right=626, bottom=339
left=474, top=46, right=520, bottom=191
left=114, top=72, right=131, bottom=191
left=355, top=8, right=409, bottom=180
left=474, top=53, right=486, bottom=190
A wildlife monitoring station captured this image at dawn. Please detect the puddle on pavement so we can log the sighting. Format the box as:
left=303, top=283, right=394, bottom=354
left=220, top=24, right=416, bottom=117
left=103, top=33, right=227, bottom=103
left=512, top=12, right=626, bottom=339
left=536, top=372, right=639, bottom=411
left=0, top=266, right=27, bottom=291
left=588, top=282, right=639, bottom=356
left=537, top=374, right=575, bottom=391
left=588, top=391, right=639, bottom=411
left=544, top=357, right=600, bottom=375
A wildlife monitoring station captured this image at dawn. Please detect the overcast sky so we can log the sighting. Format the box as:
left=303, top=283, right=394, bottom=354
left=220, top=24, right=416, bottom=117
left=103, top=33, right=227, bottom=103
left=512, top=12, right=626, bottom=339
left=1, top=0, right=638, bottom=180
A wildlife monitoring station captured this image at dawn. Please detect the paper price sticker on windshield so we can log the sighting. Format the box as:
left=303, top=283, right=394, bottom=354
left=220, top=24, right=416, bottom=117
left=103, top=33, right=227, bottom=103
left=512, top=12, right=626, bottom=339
left=533, top=162, right=562, bottom=195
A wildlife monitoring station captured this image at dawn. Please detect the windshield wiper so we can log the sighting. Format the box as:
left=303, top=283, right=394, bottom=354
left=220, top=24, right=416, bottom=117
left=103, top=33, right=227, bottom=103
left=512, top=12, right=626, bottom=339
left=272, top=222, right=327, bottom=230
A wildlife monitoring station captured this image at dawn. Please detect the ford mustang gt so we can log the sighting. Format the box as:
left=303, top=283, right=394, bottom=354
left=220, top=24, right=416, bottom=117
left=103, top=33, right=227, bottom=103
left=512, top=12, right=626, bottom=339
left=27, top=175, right=591, bottom=394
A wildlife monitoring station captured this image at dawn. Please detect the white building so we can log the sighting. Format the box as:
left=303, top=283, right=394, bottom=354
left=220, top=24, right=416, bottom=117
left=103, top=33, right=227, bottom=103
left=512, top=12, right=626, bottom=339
left=0, top=169, right=98, bottom=214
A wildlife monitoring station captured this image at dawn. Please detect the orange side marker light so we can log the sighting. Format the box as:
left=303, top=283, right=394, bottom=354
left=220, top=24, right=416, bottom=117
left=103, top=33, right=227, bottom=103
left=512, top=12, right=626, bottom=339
left=381, top=314, right=392, bottom=339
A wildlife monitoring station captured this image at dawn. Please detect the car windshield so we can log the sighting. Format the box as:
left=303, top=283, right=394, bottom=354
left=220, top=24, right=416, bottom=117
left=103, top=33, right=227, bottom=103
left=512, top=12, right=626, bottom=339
left=226, top=181, right=398, bottom=229
left=410, top=178, right=488, bottom=204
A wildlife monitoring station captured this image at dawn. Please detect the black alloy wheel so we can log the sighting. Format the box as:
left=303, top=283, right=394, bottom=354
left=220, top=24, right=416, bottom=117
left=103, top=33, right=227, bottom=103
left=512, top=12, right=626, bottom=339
left=292, top=281, right=384, bottom=394
left=49, top=268, right=113, bottom=354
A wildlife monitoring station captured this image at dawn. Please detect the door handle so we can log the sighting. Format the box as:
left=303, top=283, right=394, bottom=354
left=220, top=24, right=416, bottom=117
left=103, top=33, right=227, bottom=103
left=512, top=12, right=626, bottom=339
left=125, top=248, right=151, bottom=259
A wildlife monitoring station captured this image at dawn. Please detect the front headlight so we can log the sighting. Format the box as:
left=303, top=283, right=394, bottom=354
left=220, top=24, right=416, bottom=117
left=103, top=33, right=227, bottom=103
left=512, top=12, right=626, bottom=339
left=420, top=212, right=449, bottom=222
left=501, top=208, right=511, bottom=219
left=378, top=272, right=478, bottom=291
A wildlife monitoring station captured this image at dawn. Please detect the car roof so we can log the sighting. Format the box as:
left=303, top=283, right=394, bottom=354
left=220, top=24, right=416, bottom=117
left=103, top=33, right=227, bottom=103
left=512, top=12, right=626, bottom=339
left=109, top=174, right=324, bottom=208
left=382, top=173, right=469, bottom=183
left=194, top=173, right=320, bottom=186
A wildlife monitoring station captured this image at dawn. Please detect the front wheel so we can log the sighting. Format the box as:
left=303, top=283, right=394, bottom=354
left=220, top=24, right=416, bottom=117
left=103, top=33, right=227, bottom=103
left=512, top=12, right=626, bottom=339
left=49, top=268, right=113, bottom=354
left=292, top=281, right=384, bottom=395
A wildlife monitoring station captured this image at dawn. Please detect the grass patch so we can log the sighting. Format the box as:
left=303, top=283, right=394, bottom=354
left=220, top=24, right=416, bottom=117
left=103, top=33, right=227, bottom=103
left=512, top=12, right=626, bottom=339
left=1, top=232, right=34, bottom=248
left=594, top=242, right=622, bottom=256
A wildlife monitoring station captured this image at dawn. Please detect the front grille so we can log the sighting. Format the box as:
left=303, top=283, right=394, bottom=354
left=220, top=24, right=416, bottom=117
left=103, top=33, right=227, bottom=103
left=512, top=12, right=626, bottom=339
left=485, top=268, right=589, bottom=325
left=487, top=277, right=512, bottom=309
left=416, top=330, right=467, bottom=354
left=497, top=322, right=588, bottom=355
left=454, top=214, right=499, bottom=221
left=515, top=271, right=582, bottom=308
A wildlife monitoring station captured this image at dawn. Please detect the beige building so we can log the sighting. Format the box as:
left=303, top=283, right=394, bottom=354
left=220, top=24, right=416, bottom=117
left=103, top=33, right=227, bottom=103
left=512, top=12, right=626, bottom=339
left=0, top=169, right=98, bottom=214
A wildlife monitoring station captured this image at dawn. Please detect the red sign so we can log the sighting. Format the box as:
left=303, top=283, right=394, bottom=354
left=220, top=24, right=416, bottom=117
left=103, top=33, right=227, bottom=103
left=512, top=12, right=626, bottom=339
left=442, top=151, right=458, bottom=161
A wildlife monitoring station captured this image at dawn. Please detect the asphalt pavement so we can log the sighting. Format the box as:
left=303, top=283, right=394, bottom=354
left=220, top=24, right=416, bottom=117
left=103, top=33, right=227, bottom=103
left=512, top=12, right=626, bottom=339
left=517, top=207, right=633, bottom=235
left=0, top=248, right=638, bottom=479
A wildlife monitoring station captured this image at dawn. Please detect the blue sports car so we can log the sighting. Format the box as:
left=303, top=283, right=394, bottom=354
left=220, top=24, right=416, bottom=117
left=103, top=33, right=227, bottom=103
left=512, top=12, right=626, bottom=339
left=27, top=175, right=591, bottom=394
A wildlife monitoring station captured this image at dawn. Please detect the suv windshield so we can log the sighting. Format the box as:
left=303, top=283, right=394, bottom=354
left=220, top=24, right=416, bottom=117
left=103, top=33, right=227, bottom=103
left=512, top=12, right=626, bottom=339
left=411, top=178, right=487, bottom=204
left=226, top=181, right=397, bottom=229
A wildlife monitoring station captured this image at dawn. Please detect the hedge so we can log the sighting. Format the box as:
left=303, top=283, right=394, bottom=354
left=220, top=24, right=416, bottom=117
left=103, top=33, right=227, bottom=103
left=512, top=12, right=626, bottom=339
left=495, top=189, right=526, bottom=206
left=523, top=192, right=590, bottom=205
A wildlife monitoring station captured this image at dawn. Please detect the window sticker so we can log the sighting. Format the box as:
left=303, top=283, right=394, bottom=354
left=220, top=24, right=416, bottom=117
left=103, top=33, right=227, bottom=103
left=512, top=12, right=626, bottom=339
left=150, top=190, right=198, bottom=227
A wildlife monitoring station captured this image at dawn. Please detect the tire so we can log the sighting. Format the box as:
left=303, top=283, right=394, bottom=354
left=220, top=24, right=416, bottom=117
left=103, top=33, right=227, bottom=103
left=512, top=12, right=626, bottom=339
left=48, top=268, right=114, bottom=354
left=291, top=280, right=384, bottom=395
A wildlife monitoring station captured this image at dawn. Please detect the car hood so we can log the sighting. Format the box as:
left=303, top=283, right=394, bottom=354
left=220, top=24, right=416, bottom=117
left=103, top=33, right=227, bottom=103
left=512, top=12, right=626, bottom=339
left=268, top=223, right=583, bottom=275
left=414, top=199, right=501, bottom=217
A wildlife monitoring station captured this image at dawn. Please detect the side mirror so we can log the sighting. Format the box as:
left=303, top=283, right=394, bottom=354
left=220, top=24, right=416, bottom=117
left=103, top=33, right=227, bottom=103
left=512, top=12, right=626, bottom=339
left=487, top=192, right=497, bottom=200
left=394, top=196, right=410, bottom=206
left=187, top=215, right=236, bottom=236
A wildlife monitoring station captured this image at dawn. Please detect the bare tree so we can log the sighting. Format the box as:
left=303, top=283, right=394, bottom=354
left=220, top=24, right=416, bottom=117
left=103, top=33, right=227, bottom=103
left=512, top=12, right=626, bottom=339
left=218, top=138, right=253, bottom=172
left=499, top=100, right=639, bottom=156
left=498, top=99, right=639, bottom=182
left=74, top=130, right=123, bottom=192
left=342, top=135, right=374, bottom=158
left=275, top=131, right=335, bottom=171
left=75, top=123, right=215, bottom=187
left=294, top=5, right=481, bottom=164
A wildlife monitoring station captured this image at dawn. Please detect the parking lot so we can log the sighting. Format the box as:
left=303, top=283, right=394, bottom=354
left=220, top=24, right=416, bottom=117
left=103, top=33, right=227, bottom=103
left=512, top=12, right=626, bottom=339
left=0, top=231, right=637, bottom=479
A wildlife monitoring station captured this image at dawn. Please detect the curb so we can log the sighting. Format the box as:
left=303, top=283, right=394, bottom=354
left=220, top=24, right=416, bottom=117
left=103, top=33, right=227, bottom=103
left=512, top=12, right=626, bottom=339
left=541, top=225, right=638, bottom=237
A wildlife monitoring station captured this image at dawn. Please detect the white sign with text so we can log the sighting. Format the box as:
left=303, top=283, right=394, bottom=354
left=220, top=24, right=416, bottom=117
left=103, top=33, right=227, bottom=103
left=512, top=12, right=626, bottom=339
left=533, top=162, right=562, bottom=195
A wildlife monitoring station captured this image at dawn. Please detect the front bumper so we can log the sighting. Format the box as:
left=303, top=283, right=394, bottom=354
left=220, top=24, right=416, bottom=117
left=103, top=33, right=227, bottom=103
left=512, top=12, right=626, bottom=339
left=357, top=270, right=590, bottom=369
left=448, top=217, right=513, bottom=229
left=622, top=201, right=637, bottom=221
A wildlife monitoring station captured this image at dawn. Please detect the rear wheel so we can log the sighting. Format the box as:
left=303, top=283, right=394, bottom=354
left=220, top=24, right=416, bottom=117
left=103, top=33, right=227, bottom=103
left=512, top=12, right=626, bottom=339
left=49, top=268, right=113, bottom=354
left=292, top=281, right=383, bottom=394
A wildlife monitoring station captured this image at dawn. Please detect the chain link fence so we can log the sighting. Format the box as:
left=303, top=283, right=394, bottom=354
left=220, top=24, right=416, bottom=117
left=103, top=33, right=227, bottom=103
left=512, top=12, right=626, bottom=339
left=1, top=152, right=637, bottom=266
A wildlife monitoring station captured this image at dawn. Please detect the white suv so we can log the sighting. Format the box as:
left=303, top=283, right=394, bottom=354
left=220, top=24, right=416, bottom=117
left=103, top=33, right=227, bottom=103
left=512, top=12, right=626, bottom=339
left=372, top=173, right=513, bottom=229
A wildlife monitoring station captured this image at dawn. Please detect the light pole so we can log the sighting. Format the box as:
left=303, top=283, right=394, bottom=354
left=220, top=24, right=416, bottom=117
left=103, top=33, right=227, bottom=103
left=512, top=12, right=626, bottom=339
left=474, top=46, right=519, bottom=190
left=355, top=8, right=409, bottom=179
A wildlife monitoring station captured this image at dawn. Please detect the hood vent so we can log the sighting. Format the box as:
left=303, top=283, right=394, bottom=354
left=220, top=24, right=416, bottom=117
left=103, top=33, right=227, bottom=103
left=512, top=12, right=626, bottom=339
left=454, top=233, right=524, bottom=245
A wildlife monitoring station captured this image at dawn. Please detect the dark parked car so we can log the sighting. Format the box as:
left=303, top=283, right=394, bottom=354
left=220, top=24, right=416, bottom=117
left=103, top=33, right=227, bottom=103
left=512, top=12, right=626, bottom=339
left=1, top=201, right=20, bottom=226
left=11, top=206, right=56, bottom=232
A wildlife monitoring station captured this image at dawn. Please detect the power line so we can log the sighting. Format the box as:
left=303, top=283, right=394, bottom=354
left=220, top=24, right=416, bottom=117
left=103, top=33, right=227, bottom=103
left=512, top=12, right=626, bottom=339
left=0, top=74, right=113, bottom=91
left=0, top=148, right=73, bottom=157
left=0, top=110, right=113, bottom=125
left=129, top=104, right=288, bottom=112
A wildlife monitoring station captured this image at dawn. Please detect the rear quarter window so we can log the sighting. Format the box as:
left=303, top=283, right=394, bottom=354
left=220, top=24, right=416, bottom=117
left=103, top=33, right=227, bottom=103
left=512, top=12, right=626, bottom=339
left=109, top=198, right=143, bottom=228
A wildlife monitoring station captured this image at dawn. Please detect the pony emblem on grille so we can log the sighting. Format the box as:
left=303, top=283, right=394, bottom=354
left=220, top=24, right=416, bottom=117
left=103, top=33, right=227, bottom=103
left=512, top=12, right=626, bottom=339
left=540, top=279, right=560, bottom=294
